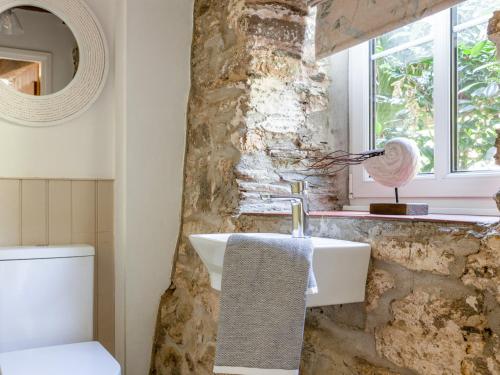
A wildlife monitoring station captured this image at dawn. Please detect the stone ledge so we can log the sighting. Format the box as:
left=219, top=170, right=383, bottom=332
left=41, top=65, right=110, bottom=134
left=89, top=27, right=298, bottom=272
left=242, top=210, right=500, bottom=225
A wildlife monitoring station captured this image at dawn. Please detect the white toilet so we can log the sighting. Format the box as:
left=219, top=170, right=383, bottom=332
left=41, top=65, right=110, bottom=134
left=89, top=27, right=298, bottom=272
left=0, top=245, right=120, bottom=375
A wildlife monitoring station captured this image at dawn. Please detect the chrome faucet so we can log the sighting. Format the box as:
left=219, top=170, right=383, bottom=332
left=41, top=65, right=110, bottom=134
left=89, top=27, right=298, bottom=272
left=260, top=181, right=310, bottom=238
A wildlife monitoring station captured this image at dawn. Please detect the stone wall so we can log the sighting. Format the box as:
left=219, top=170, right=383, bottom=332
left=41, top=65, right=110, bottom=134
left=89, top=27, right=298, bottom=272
left=150, top=0, right=500, bottom=374
left=152, top=214, right=500, bottom=375
left=184, top=0, right=343, bottom=216
left=237, top=216, right=500, bottom=375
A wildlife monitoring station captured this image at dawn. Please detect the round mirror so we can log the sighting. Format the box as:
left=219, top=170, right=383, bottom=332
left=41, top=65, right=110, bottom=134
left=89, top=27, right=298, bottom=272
left=0, top=0, right=108, bottom=126
left=0, top=6, right=78, bottom=96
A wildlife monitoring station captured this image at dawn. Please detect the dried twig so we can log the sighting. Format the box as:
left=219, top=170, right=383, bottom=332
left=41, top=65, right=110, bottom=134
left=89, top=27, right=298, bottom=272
left=269, top=147, right=385, bottom=175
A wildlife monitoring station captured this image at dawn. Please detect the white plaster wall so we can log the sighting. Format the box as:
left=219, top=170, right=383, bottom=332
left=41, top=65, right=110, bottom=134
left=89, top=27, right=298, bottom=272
left=326, top=51, right=350, bottom=206
left=0, top=0, right=117, bottom=179
left=0, top=9, right=77, bottom=93
left=0, top=1, right=193, bottom=373
left=114, top=0, right=193, bottom=374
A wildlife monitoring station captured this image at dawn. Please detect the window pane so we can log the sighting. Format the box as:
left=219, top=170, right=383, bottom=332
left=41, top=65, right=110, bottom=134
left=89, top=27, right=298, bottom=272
left=375, top=19, right=433, bottom=52
left=372, top=41, right=435, bottom=173
left=454, top=18, right=500, bottom=171
left=456, top=0, right=499, bottom=25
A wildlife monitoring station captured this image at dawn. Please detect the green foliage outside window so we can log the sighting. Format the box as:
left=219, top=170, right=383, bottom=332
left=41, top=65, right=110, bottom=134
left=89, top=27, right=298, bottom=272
left=373, top=41, right=435, bottom=172
left=372, top=22, right=499, bottom=173
left=456, top=32, right=499, bottom=171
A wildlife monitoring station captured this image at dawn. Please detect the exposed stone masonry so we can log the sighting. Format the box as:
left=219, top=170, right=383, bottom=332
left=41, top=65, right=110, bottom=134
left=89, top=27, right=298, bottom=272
left=152, top=212, right=500, bottom=374
left=150, top=0, right=500, bottom=374
left=238, top=217, right=500, bottom=375
left=151, top=1, right=340, bottom=373
left=186, top=0, right=339, bottom=217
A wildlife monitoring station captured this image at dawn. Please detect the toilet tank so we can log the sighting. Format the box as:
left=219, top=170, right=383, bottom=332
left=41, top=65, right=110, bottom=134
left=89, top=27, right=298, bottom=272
left=0, top=245, right=94, bottom=353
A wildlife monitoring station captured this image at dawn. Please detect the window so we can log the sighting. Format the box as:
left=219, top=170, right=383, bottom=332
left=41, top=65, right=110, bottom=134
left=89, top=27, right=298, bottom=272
left=371, top=17, right=436, bottom=173
left=453, top=0, right=499, bottom=172
left=349, top=0, right=500, bottom=215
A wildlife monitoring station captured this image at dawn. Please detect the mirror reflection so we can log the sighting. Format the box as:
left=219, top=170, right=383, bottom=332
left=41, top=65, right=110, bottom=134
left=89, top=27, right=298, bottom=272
left=0, top=6, right=78, bottom=96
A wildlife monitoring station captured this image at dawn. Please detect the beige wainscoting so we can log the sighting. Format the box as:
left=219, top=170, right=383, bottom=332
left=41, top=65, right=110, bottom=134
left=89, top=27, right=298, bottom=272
left=0, top=178, right=115, bottom=354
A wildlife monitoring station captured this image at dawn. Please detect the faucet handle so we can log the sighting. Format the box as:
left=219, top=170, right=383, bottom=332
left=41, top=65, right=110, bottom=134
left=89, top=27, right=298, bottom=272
left=290, top=181, right=308, bottom=194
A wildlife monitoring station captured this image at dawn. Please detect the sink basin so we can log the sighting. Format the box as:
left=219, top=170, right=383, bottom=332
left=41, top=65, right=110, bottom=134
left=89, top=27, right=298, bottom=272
left=189, top=233, right=371, bottom=307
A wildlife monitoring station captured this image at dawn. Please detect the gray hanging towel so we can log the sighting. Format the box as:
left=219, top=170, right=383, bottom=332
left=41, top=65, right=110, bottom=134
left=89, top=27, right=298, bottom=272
left=214, top=234, right=317, bottom=375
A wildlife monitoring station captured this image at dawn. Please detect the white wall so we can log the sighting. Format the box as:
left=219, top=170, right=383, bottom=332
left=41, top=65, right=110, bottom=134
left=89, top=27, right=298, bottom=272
left=114, top=1, right=193, bottom=374
left=0, top=1, right=193, bottom=373
left=0, top=0, right=117, bottom=179
left=326, top=50, right=350, bottom=206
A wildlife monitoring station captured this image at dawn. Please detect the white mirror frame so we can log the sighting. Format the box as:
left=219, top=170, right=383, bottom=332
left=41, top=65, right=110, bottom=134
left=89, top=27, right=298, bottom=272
left=0, top=0, right=108, bottom=126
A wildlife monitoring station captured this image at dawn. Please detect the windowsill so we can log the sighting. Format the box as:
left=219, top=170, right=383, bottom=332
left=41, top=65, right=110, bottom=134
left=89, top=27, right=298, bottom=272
left=243, top=210, right=499, bottom=225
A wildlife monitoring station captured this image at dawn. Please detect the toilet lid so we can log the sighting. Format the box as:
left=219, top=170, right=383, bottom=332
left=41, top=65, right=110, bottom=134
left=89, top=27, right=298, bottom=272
left=0, top=341, right=120, bottom=375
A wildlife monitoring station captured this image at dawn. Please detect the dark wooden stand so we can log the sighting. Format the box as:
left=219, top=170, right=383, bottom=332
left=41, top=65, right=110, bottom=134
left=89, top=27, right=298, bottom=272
left=370, top=203, right=429, bottom=215
left=369, top=188, right=429, bottom=215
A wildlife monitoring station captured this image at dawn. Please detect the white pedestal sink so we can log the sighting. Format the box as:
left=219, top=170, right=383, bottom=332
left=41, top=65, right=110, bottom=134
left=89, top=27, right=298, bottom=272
left=189, top=233, right=371, bottom=307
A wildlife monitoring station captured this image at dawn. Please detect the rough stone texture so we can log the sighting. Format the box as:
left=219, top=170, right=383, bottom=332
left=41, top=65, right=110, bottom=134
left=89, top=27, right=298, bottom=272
left=151, top=1, right=342, bottom=373
left=183, top=0, right=342, bottom=218
left=236, top=217, right=500, bottom=375
left=375, top=288, right=496, bottom=375
left=366, top=268, right=396, bottom=312
left=462, top=227, right=500, bottom=303
left=150, top=0, right=500, bottom=373
left=350, top=358, right=402, bottom=375
left=370, top=225, right=481, bottom=276
left=153, top=210, right=500, bottom=374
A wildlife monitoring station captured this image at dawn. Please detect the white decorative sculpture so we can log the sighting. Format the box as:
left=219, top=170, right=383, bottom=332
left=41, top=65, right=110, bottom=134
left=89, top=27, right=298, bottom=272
left=362, top=138, right=420, bottom=188
left=300, top=137, right=425, bottom=214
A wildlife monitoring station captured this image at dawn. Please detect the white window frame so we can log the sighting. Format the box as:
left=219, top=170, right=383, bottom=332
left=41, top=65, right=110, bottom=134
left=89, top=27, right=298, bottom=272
left=348, top=10, right=500, bottom=215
